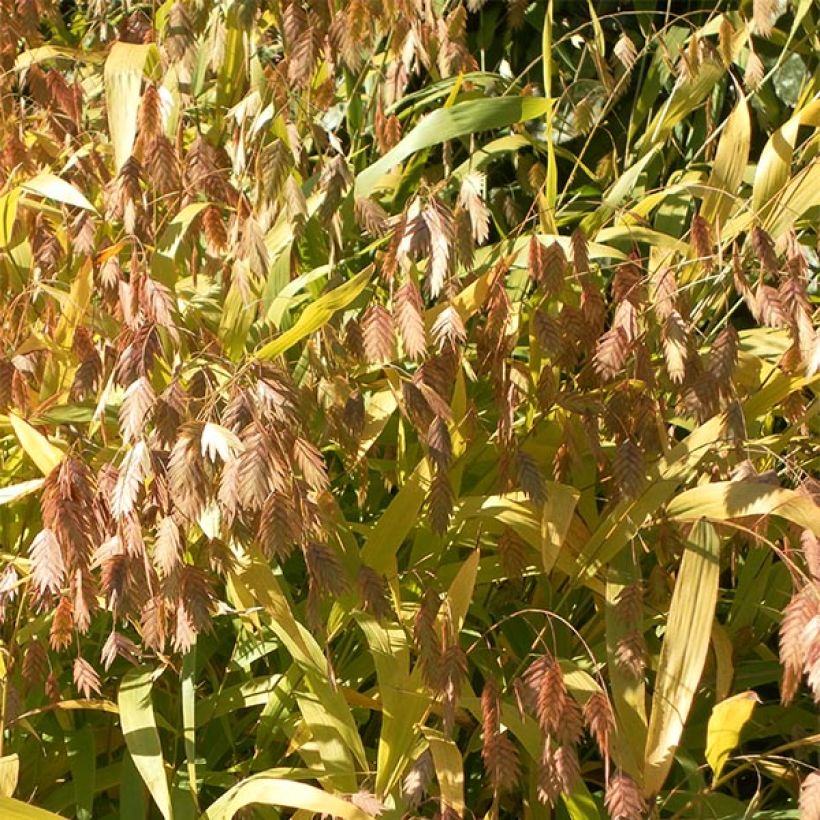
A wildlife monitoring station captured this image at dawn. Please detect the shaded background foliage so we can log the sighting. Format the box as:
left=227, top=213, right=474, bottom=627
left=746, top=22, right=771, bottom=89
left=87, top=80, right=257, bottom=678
left=0, top=0, right=818, bottom=818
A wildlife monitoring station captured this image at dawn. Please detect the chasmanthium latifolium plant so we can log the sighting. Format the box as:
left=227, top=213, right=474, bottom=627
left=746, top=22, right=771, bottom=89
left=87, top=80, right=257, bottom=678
left=0, top=0, right=818, bottom=818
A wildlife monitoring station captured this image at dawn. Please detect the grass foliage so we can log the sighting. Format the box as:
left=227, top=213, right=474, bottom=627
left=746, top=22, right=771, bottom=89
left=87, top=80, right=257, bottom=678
left=0, top=0, right=818, bottom=817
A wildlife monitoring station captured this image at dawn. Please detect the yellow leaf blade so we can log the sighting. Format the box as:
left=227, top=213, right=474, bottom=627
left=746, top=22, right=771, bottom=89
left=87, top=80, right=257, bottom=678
left=706, top=691, right=760, bottom=780
left=201, top=775, right=374, bottom=820
left=8, top=414, right=64, bottom=475
left=667, top=481, right=820, bottom=536
left=104, top=42, right=160, bottom=172
left=644, top=521, right=721, bottom=797
left=118, top=668, right=174, bottom=820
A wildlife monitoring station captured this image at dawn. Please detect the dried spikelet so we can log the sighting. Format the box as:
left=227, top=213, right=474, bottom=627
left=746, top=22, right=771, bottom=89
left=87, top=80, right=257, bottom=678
left=153, top=382, right=186, bottom=449
left=185, top=135, right=226, bottom=201
left=497, top=527, right=529, bottom=578
left=121, top=11, right=154, bottom=44
left=440, top=625, right=467, bottom=731
left=0, top=360, right=14, bottom=411
left=724, top=397, right=748, bottom=443
left=141, top=596, right=167, bottom=652
left=580, top=282, right=607, bottom=343
left=101, top=631, right=139, bottom=671
left=153, top=515, right=181, bottom=579
left=423, top=198, right=454, bottom=298
left=594, top=327, right=630, bottom=382
left=571, top=227, right=589, bottom=276
left=137, top=84, right=163, bottom=148
left=50, top=596, right=74, bottom=651
left=418, top=353, right=458, bottom=413
left=605, top=771, right=647, bottom=820
left=362, top=304, right=395, bottom=363
left=527, top=235, right=545, bottom=285
left=201, top=205, right=227, bottom=254
left=535, top=654, right=567, bottom=736
left=537, top=743, right=562, bottom=806
left=23, top=640, right=48, bottom=686
left=553, top=440, right=572, bottom=483
left=173, top=567, right=215, bottom=653
left=393, top=280, right=426, bottom=360
left=107, top=156, right=144, bottom=234
left=282, top=0, right=307, bottom=46
left=533, top=310, right=563, bottom=359
left=515, top=449, right=545, bottom=505
left=718, top=17, right=735, bottom=67
left=755, top=284, right=789, bottom=328
left=288, top=25, right=321, bottom=88
left=430, top=305, right=466, bottom=351
left=357, top=565, right=392, bottom=620
left=481, top=677, right=520, bottom=792
left=119, top=377, right=156, bottom=444
left=426, top=416, right=452, bottom=469
left=803, top=530, right=820, bottom=583
left=257, top=490, right=299, bottom=559
left=558, top=694, right=585, bottom=746
left=803, top=616, right=820, bottom=702
left=339, top=389, right=365, bottom=441
left=691, top=214, right=713, bottom=269
left=304, top=541, right=350, bottom=599
left=452, top=206, right=473, bottom=273
left=744, top=48, right=764, bottom=91
left=780, top=585, right=820, bottom=703
left=317, top=155, right=353, bottom=224
left=168, top=429, right=209, bottom=522
left=100, top=551, right=128, bottom=609
left=329, top=0, right=367, bottom=72
left=752, top=226, right=779, bottom=276
left=613, top=33, right=638, bottom=72
left=527, top=161, right=546, bottom=192
left=403, top=750, right=434, bottom=807
left=555, top=743, right=580, bottom=792
left=374, top=98, right=402, bottom=155
left=583, top=690, right=615, bottom=758
left=709, top=325, right=739, bottom=385
left=613, top=438, right=644, bottom=499
left=402, top=379, right=434, bottom=432
left=283, top=175, right=308, bottom=230
left=779, top=278, right=812, bottom=327
left=459, top=172, right=490, bottom=245
left=414, top=587, right=442, bottom=685
left=73, top=656, right=101, bottom=698
left=753, top=0, right=776, bottom=37
left=662, top=311, right=689, bottom=384
left=257, top=139, right=292, bottom=204
left=800, top=771, right=820, bottom=820
left=236, top=425, right=282, bottom=512
left=612, top=251, right=643, bottom=305
left=110, top=441, right=150, bottom=519
left=354, top=197, right=389, bottom=237
left=293, top=437, right=329, bottom=492
left=615, top=630, right=648, bottom=679
left=145, top=135, right=180, bottom=195
left=29, top=529, right=66, bottom=598
left=616, top=582, right=644, bottom=627
left=428, top=468, right=453, bottom=536
left=70, top=212, right=97, bottom=256
left=541, top=241, right=567, bottom=295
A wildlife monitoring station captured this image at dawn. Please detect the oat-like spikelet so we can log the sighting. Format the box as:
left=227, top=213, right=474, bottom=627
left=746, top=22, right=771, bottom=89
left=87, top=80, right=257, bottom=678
left=583, top=690, right=615, bottom=758
left=605, top=771, right=647, bottom=820
left=779, top=584, right=819, bottom=704
left=202, top=205, right=228, bottom=253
